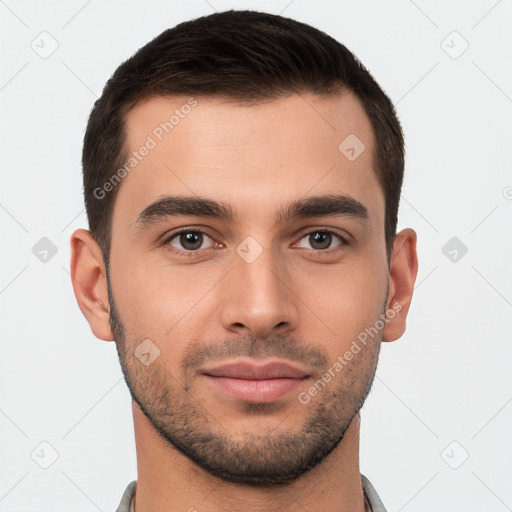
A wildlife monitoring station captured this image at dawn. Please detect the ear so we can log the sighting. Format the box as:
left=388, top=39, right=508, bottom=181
left=382, top=228, right=418, bottom=342
left=70, top=229, right=115, bottom=341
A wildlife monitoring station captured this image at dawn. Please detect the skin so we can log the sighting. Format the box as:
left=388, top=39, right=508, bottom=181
left=70, top=91, right=418, bottom=512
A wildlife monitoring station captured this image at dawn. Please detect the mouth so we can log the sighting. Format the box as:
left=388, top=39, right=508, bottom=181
left=201, top=360, right=311, bottom=403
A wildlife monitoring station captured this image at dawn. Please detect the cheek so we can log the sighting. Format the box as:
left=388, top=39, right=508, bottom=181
left=109, top=250, right=223, bottom=339
left=299, top=261, right=387, bottom=349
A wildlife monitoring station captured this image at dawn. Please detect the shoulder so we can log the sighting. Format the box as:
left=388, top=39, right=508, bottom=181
left=361, top=474, right=387, bottom=512
left=114, top=480, right=137, bottom=512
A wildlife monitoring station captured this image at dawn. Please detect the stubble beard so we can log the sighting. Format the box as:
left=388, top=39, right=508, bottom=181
left=107, top=273, right=382, bottom=486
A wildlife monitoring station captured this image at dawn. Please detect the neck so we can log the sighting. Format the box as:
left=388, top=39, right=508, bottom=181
left=131, top=403, right=367, bottom=512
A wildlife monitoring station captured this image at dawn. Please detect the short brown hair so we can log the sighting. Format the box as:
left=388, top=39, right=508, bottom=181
left=82, top=9, right=404, bottom=262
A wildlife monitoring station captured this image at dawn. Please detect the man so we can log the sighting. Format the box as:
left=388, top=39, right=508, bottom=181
left=70, top=9, right=418, bottom=512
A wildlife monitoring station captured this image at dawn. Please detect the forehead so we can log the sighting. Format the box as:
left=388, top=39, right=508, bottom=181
left=115, top=92, right=383, bottom=229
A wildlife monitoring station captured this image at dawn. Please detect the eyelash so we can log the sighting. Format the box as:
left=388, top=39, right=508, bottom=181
left=162, top=228, right=350, bottom=257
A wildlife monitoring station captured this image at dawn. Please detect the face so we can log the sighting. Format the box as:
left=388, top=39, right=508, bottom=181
left=107, top=92, right=391, bottom=485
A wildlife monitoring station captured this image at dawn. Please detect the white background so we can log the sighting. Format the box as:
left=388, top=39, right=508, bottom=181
left=1, top=1, right=511, bottom=510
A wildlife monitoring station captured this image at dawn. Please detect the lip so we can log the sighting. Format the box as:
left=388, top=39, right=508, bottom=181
left=201, top=360, right=310, bottom=380
left=201, top=360, right=310, bottom=403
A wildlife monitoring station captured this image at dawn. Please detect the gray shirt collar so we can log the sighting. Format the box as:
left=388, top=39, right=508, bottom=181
left=116, top=474, right=387, bottom=512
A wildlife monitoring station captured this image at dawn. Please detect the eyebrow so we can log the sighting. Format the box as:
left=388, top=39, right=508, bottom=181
left=134, top=193, right=369, bottom=230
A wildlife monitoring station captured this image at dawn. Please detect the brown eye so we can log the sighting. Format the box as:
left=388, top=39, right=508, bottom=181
left=167, top=231, right=214, bottom=251
left=309, top=232, right=332, bottom=250
left=296, top=230, right=345, bottom=251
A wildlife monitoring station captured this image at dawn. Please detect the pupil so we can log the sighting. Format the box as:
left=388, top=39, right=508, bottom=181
left=310, top=232, right=331, bottom=250
left=181, top=232, right=202, bottom=250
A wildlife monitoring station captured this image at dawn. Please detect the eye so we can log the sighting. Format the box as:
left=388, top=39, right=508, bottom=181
left=295, top=230, right=347, bottom=251
left=166, top=230, right=216, bottom=252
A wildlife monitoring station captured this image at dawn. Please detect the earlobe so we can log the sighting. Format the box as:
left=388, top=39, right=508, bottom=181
left=70, top=229, right=115, bottom=341
left=382, top=228, right=419, bottom=342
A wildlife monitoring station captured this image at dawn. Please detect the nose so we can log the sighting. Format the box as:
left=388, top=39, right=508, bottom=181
left=219, top=242, right=299, bottom=339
